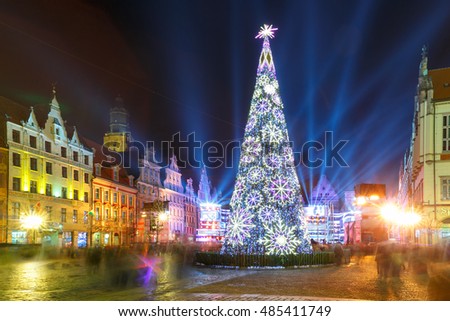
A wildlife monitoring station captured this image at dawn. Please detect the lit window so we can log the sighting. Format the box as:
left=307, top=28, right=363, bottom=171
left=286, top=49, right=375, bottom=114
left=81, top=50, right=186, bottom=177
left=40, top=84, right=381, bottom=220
left=73, top=210, right=78, bottom=223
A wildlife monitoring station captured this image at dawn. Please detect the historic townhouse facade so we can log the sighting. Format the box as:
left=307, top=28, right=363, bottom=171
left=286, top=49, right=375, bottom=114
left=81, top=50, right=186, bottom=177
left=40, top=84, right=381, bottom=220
left=184, top=177, right=199, bottom=243
left=0, top=91, right=93, bottom=247
left=136, top=153, right=199, bottom=244
left=102, top=98, right=200, bottom=245
left=160, top=155, right=187, bottom=243
left=135, top=148, right=164, bottom=243
left=89, top=141, right=137, bottom=247
left=398, top=47, right=450, bottom=244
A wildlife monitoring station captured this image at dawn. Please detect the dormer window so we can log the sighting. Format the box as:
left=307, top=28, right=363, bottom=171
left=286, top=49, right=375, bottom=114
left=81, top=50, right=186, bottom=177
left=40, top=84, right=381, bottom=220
left=129, top=176, right=133, bottom=187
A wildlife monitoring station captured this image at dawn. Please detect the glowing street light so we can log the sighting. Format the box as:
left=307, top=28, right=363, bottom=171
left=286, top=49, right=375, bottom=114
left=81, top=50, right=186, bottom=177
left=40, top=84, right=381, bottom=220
left=158, top=212, right=168, bottom=222
left=380, top=203, right=421, bottom=242
left=381, top=204, right=399, bottom=222
left=21, top=214, right=44, bottom=244
left=381, top=204, right=421, bottom=226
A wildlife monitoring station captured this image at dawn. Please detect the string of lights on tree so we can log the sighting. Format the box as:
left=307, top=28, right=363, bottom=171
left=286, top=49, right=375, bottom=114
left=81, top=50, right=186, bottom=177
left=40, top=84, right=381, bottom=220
left=221, top=25, right=311, bottom=256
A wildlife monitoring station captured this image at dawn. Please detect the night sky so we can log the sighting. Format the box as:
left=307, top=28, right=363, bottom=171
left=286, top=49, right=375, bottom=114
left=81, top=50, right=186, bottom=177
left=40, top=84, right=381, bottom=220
left=2, top=0, right=450, bottom=201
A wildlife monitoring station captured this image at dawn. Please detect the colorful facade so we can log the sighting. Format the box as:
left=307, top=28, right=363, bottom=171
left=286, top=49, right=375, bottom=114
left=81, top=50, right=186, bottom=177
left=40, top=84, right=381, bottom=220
left=0, top=91, right=93, bottom=247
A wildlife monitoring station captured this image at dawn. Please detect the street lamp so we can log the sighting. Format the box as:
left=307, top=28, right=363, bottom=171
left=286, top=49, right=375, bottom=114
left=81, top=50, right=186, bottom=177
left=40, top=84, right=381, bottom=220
left=156, top=211, right=168, bottom=244
left=21, top=214, right=43, bottom=244
left=381, top=203, right=421, bottom=242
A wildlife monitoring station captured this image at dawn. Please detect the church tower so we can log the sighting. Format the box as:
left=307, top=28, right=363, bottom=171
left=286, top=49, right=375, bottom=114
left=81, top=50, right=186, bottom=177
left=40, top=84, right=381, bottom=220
left=103, top=96, right=131, bottom=152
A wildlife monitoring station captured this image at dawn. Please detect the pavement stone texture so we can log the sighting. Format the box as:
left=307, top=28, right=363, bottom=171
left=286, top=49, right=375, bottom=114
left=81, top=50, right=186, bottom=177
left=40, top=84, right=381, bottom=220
left=1, top=254, right=446, bottom=301
left=154, top=256, right=434, bottom=301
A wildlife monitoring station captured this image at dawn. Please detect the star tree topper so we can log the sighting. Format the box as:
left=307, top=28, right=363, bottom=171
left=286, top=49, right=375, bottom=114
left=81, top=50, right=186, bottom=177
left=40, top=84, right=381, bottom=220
left=255, top=24, right=278, bottom=39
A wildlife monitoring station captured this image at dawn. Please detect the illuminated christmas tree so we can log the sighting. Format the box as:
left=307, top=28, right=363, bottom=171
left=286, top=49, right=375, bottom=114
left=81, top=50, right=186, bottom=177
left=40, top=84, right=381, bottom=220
left=222, top=25, right=310, bottom=255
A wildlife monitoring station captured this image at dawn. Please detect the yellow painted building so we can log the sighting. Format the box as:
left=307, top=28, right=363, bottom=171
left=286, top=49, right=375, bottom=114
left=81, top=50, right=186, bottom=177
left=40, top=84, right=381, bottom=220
left=0, top=91, right=93, bottom=247
left=399, top=47, right=450, bottom=244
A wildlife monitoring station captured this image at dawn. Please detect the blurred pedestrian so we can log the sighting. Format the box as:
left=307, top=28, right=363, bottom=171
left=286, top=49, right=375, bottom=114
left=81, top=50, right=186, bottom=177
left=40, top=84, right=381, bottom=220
left=375, top=243, right=391, bottom=279
left=334, top=242, right=344, bottom=266
left=86, top=247, right=102, bottom=274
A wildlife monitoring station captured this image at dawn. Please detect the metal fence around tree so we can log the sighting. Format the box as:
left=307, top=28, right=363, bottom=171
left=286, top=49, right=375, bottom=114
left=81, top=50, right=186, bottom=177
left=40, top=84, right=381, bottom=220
left=195, top=251, right=337, bottom=268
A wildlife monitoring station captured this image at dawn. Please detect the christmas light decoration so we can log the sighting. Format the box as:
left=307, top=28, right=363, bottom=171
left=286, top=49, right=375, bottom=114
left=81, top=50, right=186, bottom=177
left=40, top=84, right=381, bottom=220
left=262, top=219, right=301, bottom=256
left=222, top=25, right=311, bottom=255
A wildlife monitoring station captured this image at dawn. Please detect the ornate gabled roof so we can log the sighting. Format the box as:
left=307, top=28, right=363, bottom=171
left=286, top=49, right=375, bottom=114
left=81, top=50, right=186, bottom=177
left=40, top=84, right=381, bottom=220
left=84, top=137, right=135, bottom=188
left=70, top=126, right=80, bottom=145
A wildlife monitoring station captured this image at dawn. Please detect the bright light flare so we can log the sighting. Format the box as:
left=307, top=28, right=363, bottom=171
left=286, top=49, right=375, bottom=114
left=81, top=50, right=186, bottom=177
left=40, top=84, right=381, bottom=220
left=21, top=215, right=43, bottom=229
left=381, top=204, right=421, bottom=226
left=381, top=204, right=398, bottom=221
left=158, top=213, right=168, bottom=222
left=397, top=211, right=421, bottom=226
left=256, top=24, right=278, bottom=39
left=369, top=194, right=380, bottom=201
left=356, top=196, right=367, bottom=206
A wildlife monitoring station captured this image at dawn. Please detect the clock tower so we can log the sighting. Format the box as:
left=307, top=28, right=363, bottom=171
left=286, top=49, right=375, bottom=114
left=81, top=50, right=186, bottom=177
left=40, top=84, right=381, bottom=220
left=103, top=96, right=131, bottom=152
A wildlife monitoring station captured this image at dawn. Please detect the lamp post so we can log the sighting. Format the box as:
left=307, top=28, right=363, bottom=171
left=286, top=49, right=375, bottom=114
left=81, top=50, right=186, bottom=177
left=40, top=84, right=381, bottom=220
left=144, top=200, right=170, bottom=245
left=156, top=212, right=168, bottom=244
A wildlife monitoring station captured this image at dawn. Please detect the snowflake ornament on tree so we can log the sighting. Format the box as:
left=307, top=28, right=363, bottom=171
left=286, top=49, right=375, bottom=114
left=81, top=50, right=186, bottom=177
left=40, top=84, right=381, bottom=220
left=262, top=219, right=301, bottom=256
